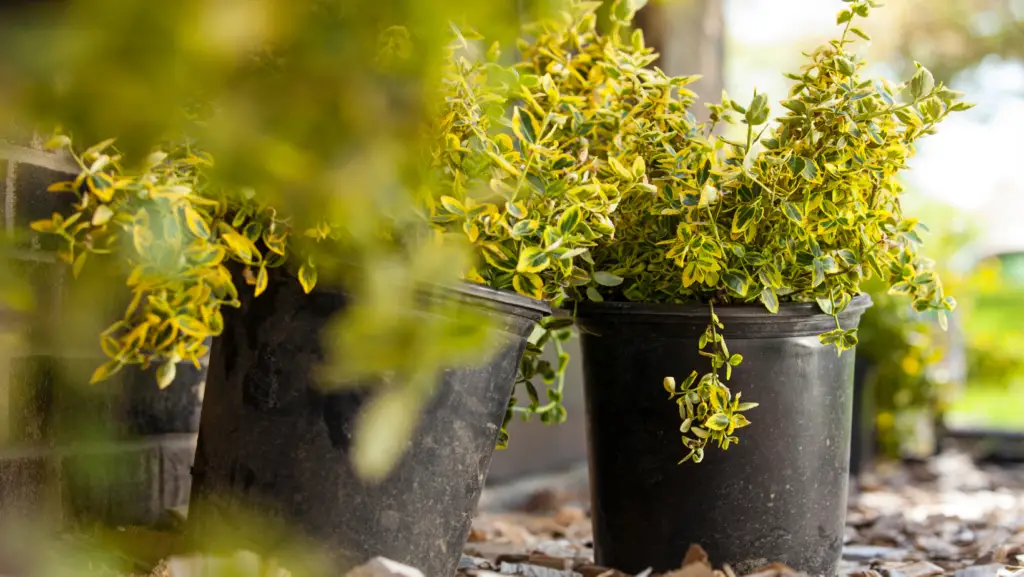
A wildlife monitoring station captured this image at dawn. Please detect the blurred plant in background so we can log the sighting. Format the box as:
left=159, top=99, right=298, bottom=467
left=857, top=192, right=1024, bottom=456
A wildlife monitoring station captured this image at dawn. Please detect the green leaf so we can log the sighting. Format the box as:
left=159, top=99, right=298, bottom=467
left=516, top=247, right=551, bottom=274
left=781, top=201, right=803, bottom=223
left=744, top=92, right=770, bottom=126
left=558, top=205, right=582, bottom=235
left=849, top=27, right=871, bottom=41
left=593, top=271, right=624, bottom=287
left=816, top=297, right=834, bottom=315
left=722, top=271, right=748, bottom=297
left=506, top=201, right=527, bottom=219
left=799, top=157, right=819, bottom=181
left=298, top=261, right=318, bottom=293
left=760, top=287, right=780, bottom=313
left=910, top=65, right=935, bottom=100
left=586, top=286, right=604, bottom=302
left=512, top=106, right=538, bottom=144
left=837, top=9, right=853, bottom=24
left=704, top=413, right=731, bottom=431
left=440, top=195, right=466, bottom=217
left=156, top=360, right=177, bottom=390
left=812, top=259, right=826, bottom=288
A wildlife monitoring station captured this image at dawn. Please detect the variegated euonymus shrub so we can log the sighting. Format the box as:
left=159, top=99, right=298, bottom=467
left=582, top=0, right=972, bottom=464
left=429, top=0, right=973, bottom=464
left=29, top=139, right=349, bottom=386
left=424, top=0, right=667, bottom=445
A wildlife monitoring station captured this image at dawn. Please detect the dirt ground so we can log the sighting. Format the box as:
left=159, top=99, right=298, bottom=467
left=29, top=449, right=1024, bottom=577
left=460, top=451, right=1024, bottom=577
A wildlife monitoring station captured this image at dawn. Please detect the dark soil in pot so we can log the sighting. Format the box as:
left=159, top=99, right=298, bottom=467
left=185, top=269, right=548, bottom=577
left=575, top=295, right=872, bottom=577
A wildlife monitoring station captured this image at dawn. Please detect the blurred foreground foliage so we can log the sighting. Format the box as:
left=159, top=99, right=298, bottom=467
left=0, top=0, right=571, bottom=481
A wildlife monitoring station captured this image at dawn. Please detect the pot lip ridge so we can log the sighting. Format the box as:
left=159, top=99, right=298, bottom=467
left=569, top=292, right=873, bottom=323
left=445, top=281, right=551, bottom=322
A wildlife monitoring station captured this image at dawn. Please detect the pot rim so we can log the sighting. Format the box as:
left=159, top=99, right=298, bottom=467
left=444, top=281, right=551, bottom=322
left=569, top=293, right=873, bottom=322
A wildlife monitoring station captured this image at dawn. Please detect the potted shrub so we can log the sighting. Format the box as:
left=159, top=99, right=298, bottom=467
left=553, top=1, right=973, bottom=575
left=31, top=137, right=552, bottom=575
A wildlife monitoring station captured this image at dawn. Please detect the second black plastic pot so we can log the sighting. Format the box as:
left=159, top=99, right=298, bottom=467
left=186, top=270, right=548, bottom=577
left=576, top=296, right=872, bottom=577
left=849, top=357, right=877, bottom=478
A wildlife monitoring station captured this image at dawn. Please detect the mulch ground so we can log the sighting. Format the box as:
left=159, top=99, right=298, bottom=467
left=461, top=451, right=1024, bottom=577
left=20, top=450, right=1024, bottom=577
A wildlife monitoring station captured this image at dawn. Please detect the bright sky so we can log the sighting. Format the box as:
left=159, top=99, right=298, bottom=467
left=724, top=0, right=1024, bottom=250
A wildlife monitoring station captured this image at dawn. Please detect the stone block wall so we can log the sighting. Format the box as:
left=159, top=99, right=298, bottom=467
left=0, top=134, right=206, bottom=529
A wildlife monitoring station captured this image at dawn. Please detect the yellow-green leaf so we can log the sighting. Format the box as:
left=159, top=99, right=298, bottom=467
left=156, top=360, right=177, bottom=390
left=174, top=315, right=209, bottom=338
left=221, top=231, right=256, bottom=263
left=90, top=359, right=124, bottom=384
left=704, top=413, right=731, bottom=431
left=29, top=219, right=57, bottom=233
left=183, top=205, right=211, bottom=239
left=512, top=272, right=543, bottom=300
left=91, top=205, right=114, bottom=226
left=516, top=246, right=550, bottom=274
left=254, top=265, right=269, bottom=297
left=440, top=195, right=466, bottom=216
left=298, top=261, right=318, bottom=294
left=72, top=250, right=88, bottom=279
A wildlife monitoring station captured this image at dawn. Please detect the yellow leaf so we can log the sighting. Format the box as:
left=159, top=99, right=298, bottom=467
left=90, top=359, right=124, bottom=384
left=183, top=205, right=211, bottom=239
left=254, top=265, right=269, bottom=297
left=47, top=181, right=75, bottom=193
left=221, top=231, right=256, bottom=263
left=466, top=267, right=486, bottom=284
left=440, top=195, right=466, bottom=216
left=173, top=315, right=209, bottom=337
left=127, top=265, right=145, bottom=287
left=484, top=150, right=522, bottom=176
left=351, top=389, right=422, bottom=482
left=263, top=232, right=287, bottom=255
left=43, top=135, right=71, bottom=151
left=512, top=272, right=543, bottom=300
left=29, top=219, right=57, bottom=233
left=481, top=249, right=515, bottom=273
left=464, top=221, right=480, bottom=243
left=156, top=360, right=177, bottom=390
left=72, top=250, right=88, bottom=279
left=91, top=205, right=114, bottom=226
left=516, top=246, right=550, bottom=274
left=298, top=261, right=318, bottom=294
left=153, top=322, right=179, bottom=351
left=100, top=335, right=120, bottom=358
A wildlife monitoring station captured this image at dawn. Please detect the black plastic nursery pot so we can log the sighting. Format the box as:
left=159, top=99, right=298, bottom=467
left=186, top=271, right=549, bottom=577
left=849, top=357, right=877, bottom=478
left=576, top=295, right=872, bottom=577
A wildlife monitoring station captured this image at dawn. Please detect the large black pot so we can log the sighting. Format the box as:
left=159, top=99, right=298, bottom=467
left=576, top=296, right=872, bottom=577
left=849, top=357, right=877, bottom=478
left=186, top=271, right=548, bottom=577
